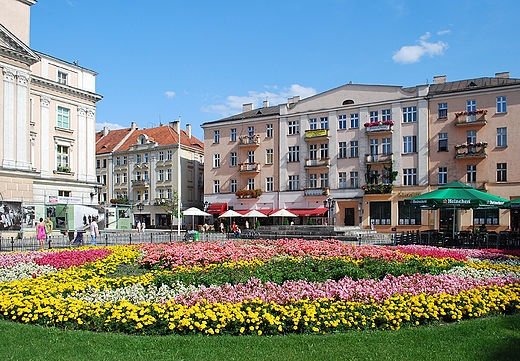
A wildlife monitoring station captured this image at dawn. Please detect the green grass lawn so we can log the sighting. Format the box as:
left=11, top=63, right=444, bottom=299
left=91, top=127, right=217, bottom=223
left=1, top=313, right=518, bottom=361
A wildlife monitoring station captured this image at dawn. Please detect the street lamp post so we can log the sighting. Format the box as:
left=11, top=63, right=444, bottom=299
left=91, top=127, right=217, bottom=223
left=136, top=203, right=144, bottom=225
left=323, top=197, right=336, bottom=226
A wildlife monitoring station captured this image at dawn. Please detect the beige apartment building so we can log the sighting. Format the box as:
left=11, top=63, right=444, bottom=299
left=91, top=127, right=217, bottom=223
left=0, top=0, right=101, bottom=205
left=427, top=72, right=520, bottom=233
left=203, top=73, right=520, bottom=234
left=96, top=122, right=204, bottom=229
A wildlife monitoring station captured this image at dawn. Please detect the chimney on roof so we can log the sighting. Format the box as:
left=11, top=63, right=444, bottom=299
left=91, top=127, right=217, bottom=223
left=131, top=122, right=139, bottom=130
left=186, top=123, right=192, bottom=139
left=169, top=121, right=180, bottom=135
left=287, top=96, right=301, bottom=105
left=495, top=71, right=510, bottom=79
left=433, top=75, right=447, bottom=84
left=242, top=103, right=253, bottom=112
left=263, top=100, right=269, bottom=108
left=103, top=126, right=109, bottom=136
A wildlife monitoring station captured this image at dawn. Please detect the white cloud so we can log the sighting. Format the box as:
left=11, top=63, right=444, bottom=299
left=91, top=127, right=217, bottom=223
left=165, top=91, right=176, bottom=98
left=96, top=121, right=126, bottom=132
left=392, top=32, right=448, bottom=64
left=437, top=29, right=451, bottom=36
left=202, top=84, right=317, bottom=117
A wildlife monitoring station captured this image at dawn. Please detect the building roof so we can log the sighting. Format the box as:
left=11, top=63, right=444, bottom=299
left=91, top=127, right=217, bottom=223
left=202, top=105, right=280, bottom=126
left=429, top=76, right=520, bottom=95
left=96, top=127, right=135, bottom=155
left=114, top=125, right=203, bottom=153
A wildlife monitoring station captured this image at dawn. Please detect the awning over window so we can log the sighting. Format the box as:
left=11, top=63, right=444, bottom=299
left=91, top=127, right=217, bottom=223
left=286, top=208, right=328, bottom=217
left=206, top=203, right=227, bottom=215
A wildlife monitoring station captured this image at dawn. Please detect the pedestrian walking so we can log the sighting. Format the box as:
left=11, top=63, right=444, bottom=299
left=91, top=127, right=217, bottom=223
left=90, top=216, right=99, bottom=246
left=36, top=217, right=46, bottom=250
left=44, top=217, right=53, bottom=249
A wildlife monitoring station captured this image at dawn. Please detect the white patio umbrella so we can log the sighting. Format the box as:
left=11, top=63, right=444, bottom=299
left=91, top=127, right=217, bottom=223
left=242, top=209, right=267, bottom=229
left=218, top=209, right=242, bottom=234
left=183, top=207, right=211, bottom=229
left=269, top=208, right=297, bottom=225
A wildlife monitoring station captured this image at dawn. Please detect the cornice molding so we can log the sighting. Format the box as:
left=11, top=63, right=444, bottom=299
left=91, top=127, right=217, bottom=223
left=31, top=76, right=103, bottom=103
left=0, top=24, right=39, bottom=66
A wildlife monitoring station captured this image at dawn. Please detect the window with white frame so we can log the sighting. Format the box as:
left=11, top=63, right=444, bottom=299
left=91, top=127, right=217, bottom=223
left=370, top=139, right=379, bottom=155
left=320, top=117, right=329, bottom=129
left=497, top=163, right=507, bottom=182
left=143, top=153, right=148, bottom=163
left=288, top=146, right=299, bottom=162
left=266, top=177, right=273, bottom=192
left=467, top=164, right=477, bottom=184
left=266, top=149, right=273, bottom=164
left=57, top=106, right=70, bottom=129
left=230, top=152, right=237, bottom=167
left=350, top=113, right=359, bottom=128
left=288, top=120, right=299, bottom=135
left=403, top=106, right=417, bottom=123
left=338, top=172, right=347, bottom=189
left=247, top=178, right=255, bottom=190
left=166, top=169, right=172, bottom=180
left=467, top=100, right=477, bottom=121
left=248, top=126, right=255, bottom=137
left=143, top=190, right=149, bottom=201
left=115, top=157, right=121, bottom=166
left=438, top=133, right=448, bottom=151
left=338, top=142, right=347, bottom=158
left=309, top=174, right=317, bottom=188
left=213, top=180, right=220, bottom=194
left=122, top=156, right=127, bottom=165
left=158, top=169, right=164, bottom=181
left=309, top=118, right=317, bottom=130
left=136, top=190, right=141, bottom=201
left=166, top=188, right=172, bottom=199
left=320, top=143, right=329, bottom=158
left=309, top=144, right=317, bottom=159
left=56, top=145, right=69, bottom=170
left=115, top=173, right=121, bottom=184
left=166, top=150, right=172, bottom=160
left=497, top=127, right=507, bottom=147
left=157, top=189, right=163, bottom=199
left=338, top=115, right=347, bottom=130
left=438, top=167, right=448, bottom=185
left=403, top=136, right=417, bottom=153
left=122, top=172, right=127, bottom=183
left=135, top=171, right=141, bottom=181
left=214, top=130, right=220, bottom=143
left=382, top=109, right=391, bottom=121
left=136, top=154, right=142, bottom=163
left=288, top=175, right=299, bottom=191
left=382, top=138, right=391, bottom=154
left=230, top=179, right=237, bottom=193
left=247, top=150, right=255, bottom=163
left=158, top=151, right=164, bottom=161
left=320, top=173, right=328, bottom=188
left=369, top=111, right=378, bottom=123
left=266, top=124, right=273, bottom=138
left=213, top=154, right=220, bottom=168
left=143, top=171, right=148, bottom=181
left=350, top=141, right=358, bottom=158
left=403, top=168, right=417, bottom=185
left=381, top=169, right=390, bottom=184
left=230, top=128, right=237, bottom=142
left=438, top=103, right=448, bottom=118
left=57, top=70, right=68, bottom=85
left=497, top=96, right=507, bottom=113
left=350, top=171, right=359, bottom=188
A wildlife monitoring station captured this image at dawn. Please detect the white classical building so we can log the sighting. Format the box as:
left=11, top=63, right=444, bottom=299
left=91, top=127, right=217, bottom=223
left=0, top=0, right=102, bottom=205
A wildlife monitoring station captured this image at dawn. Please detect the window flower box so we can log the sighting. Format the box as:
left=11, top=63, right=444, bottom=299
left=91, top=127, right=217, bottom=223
left=454, top=141, right=488, bottom=150
left=235, top=189, right=263, bottom=199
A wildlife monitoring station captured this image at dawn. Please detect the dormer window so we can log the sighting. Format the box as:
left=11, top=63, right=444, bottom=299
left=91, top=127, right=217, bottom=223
left=138, top=134, right=148, bottom=144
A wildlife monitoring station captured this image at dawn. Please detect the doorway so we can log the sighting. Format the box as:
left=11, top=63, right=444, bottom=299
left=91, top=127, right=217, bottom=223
left=344, top=208, right=355, bottom=226
left=439, top=208, right=457, bottom=234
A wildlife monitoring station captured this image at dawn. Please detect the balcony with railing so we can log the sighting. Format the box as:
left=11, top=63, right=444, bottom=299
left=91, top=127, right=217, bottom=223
left=132, top=179, right=150, bottom=187
left=455, top=142, right=488, bottom=159
left=364, top=120, right=394, bottom=134
left=362, top=183, right=394, bottom=194
left=304, top=129, right=330, bottom=141
left=303, top=187, right=330, bottom=197
left=238, top=162, right=260, bottom=172
left=365, top=153, right=393, bottom=164
left=455, top=109, right=488, bottom=126
left=304, top=157, right=330, bottom=168
left=238, top=134, right=261, bottom=147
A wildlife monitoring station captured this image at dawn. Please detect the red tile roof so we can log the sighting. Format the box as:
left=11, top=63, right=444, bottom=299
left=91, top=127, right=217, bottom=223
left=96, top=127, right=134, bottom=154
left=114, top=125, right=203, bottom=153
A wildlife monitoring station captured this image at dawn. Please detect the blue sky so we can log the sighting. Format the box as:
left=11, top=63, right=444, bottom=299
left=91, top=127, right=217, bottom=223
left=30, top=0, right=520, bottom=141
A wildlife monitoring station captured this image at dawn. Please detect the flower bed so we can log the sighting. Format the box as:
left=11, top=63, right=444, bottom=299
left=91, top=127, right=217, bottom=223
left=0, top=240, right=519, bottom=336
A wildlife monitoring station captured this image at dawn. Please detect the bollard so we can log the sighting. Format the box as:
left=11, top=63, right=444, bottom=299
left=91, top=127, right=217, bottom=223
left=150, top=233, right=153, bottom=243
left=11, top=236, right=15, bottom=252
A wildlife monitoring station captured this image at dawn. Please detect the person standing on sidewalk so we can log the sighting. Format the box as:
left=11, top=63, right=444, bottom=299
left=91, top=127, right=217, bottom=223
left=36, top=218, right=46, bottom=250
left=44, top=217, right=53, bottom=249
left=90, top=216, right=99, bottom=246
